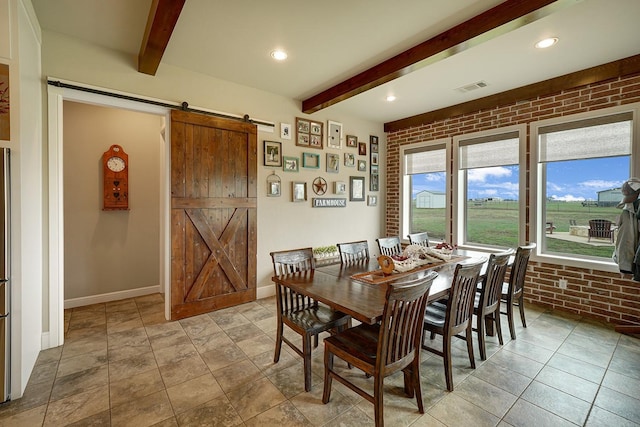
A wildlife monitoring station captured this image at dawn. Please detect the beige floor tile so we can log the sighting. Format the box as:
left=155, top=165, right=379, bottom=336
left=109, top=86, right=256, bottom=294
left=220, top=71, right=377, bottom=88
left=244, top=400, right=313, bottom=427
left=212, top=359, right=263, bottom=393
left=153, top=342, right=198, bottom=367
left=158, top=354, right=210, bottom=388
left=0, top=404, right=47, bottom=427
left=109, top=368, right=165, bottom=408
left=175, top=394, right=243, bottom=427
left=428, top=393, right=500, bottom=426
left=50, top=365, right=109, bottom=402
left=179, top=313, right=222, bottom=339
left=43, top=385, right=110, bottom=426
left=57, top=348, right=108, bottom=378
left=165, top=373, right=223, bottom=414
left=108, top=352, right=158, bottom=382
left=226, top=376, right=287, bottom=421
left=110, top=390, right=173, bottom=427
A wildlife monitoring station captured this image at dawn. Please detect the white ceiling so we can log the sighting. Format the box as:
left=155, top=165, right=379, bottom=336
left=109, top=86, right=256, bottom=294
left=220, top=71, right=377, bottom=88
left=32, top=0, right=640, bottom=124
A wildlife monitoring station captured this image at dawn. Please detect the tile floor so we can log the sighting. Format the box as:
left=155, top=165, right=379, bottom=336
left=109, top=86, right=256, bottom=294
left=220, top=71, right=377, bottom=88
left=0, top=293, right=639, bottom=426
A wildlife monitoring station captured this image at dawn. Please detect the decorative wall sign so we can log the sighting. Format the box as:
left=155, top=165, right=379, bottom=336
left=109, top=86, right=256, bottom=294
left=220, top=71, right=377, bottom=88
left=296, top=117, right=323, bottom=149
left=312, top=198, right=347, bottom=208
left=312, top=177, right=328, bottom=195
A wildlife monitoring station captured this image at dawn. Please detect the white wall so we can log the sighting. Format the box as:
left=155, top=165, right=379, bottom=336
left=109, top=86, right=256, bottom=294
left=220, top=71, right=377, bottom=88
left=62, top=101, right=161, bottom=301
left=41, top=31, right=386, bottom=302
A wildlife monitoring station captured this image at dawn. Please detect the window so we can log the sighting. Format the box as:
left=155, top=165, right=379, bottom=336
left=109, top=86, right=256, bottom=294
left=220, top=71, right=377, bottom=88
left=454, top=126, right=525, bottom=249
left=532, top=107, right=636, bottom=265
left=401, top=140, right=450, bottom=242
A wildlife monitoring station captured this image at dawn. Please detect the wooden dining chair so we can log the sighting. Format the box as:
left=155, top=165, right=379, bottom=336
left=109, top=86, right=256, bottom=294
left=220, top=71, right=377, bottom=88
left=376, top=236, right=402, bottom=256
left=422, top=260, right=484, bottom=391
left=407, top=232, right=430, bottom=247
left=322, top=271, right=438, bottom=427
left=473, top=249, right=513, bottom=360
left=336, top=240, right=370, bottom=263
left=501, top=243, right=536, bottom=340
left=270, top=247, right=351, bottom=392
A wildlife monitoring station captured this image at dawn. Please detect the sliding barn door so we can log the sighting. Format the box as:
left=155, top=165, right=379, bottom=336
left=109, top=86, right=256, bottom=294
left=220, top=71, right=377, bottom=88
left=170, top=110, right=257, bottom=320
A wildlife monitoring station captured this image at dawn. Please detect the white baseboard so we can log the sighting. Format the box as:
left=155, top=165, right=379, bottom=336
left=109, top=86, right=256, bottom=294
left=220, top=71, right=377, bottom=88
left=64, top=285, right=161, bottom=309
left=256, top=283, right=275, bottom=300
left=41, top=332, right=51, bottom=350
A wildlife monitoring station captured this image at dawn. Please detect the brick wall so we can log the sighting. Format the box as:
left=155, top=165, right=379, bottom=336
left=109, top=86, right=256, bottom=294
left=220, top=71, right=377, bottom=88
left=386, top=73, right=640, bottom=327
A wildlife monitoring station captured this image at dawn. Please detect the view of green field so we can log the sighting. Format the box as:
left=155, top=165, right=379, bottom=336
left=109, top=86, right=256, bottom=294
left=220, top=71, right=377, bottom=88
left=410, top=201, right=620, bottom=258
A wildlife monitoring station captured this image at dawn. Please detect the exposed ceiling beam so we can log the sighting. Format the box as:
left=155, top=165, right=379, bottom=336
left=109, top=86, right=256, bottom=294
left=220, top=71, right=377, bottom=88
left=384, top=54, right=640, bottom=132
left=302, top=0, right=566, bottom=114
left=138, top=0, right=186, bottom=75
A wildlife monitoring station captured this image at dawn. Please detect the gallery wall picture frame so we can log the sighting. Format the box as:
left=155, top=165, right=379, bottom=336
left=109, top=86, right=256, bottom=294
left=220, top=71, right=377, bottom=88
left=367, top=195, right=378, bottom=206
left=326, top=153, right=339, bottom=173
left=283, top=156, right=299, bottom=172
left=370, top=135, right=379, bottom=147
left=327, top=120, right=342, bottom=149
left=296, top=117, right=323, bottom=149
left=358, top=159, right=367, bottom=172
left=302, top=152, right=320, bottom=169
left=264, top=140, right=282, bottom=167
left=371, top=165, right=379, bottom=174
left=371, top=152, right=379, bottom=166
left=370, top=173, right=379, bottom=192
left=344, top=153, right=355, bottom=167
left=358, top=142, right=367, bottom=156
left=346, top=135, right=358, bottom=148
left=334, top=181, right=347, bottom=195
left=280, top=123, right=292, bottom=140
left=267, top=172, right=281, bottom=197
left=350, top=176, right=365, bottom=201
left=292, top=181, right=307, bottom=202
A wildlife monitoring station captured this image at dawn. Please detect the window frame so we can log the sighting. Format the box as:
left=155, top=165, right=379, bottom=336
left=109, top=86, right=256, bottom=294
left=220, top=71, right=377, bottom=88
left=399, top=138, right=452, bottom=244
left=529, top=103, right=640, bottom=271
left=452, top=125, right=527, bottom=250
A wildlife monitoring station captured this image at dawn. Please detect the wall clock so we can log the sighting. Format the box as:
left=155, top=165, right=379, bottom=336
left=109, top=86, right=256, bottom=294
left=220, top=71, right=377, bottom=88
left=102, top=144, right=129, bottom=210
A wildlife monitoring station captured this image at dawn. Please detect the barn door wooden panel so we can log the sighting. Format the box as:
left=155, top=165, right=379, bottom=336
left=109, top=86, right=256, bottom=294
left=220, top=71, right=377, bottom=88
left=170, top=110, right=257, bottom=320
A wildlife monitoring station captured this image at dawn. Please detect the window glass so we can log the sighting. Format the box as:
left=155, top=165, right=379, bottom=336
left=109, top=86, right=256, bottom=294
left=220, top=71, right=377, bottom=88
left=457, top=131, right=521, bottom=248
left=404, top=144, right=447, bottom=241
left=537, top=112, right=632, bottom=259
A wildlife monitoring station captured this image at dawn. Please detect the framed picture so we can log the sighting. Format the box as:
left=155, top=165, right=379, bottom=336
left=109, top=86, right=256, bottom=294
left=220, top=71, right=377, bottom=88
left=263, top=140, right=282, bottom=167
left=327, top=120, right=342, bottom=149
left=283, top=156, right=299, bottom=172
left=370, top=173, right=379, bottom=191
left=268, top=181, right=281, bottom=197
left=346, top=135, right=357, bottom=148
left=292, top=182, right=307, bottom=202
left=334, top=181, right=347, bottom=195
left=302, top=152, right=320, bottom=169
left=350, top=176, right=365, bottom=201
left=371, top=165, right=379, bottom=174
left=326, top=153, right=339, bottom=173
left=358, top=159, right=367, bottom=172
left=370, top=135, right=379, bottom=146
left=368, top=195, right=378, bottom=206
left=280, top=123, right=292, bottom=140
left=371, top=152, right=379, bottom=166
left=344, top=152, right=355, bottom=167
left=358, top=142, right=367, bottom=156
left=296, top=117, right=323, bottom=149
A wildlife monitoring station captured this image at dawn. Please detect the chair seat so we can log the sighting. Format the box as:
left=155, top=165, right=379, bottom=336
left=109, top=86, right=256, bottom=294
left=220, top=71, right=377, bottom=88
left=323, top=323, right=380, bottom=365
left=424, top=306, right=446, bottom=328
left=285, top=305, right=351, bottom=334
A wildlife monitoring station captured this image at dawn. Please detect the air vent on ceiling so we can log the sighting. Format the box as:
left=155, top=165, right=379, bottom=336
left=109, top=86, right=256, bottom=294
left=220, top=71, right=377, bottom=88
left=456, top=81, right=488, bottom=93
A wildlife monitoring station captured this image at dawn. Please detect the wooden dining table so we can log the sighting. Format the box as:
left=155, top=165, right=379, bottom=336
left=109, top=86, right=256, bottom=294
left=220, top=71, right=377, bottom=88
left=271, top=249, right=491, bottom=325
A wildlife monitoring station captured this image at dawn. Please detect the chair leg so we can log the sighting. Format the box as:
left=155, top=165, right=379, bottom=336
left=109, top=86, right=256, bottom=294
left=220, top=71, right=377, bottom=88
left=477, top=312, right=487, bottom=361
left=374, top=375, right=384, bottom=427
left=302, top=333, right=312, bottom=392
left=506, top=299, right=516, bottom=340
left=518, top=295, right=527, bottom=328
left=411, top=359, right=425, bottom=413
left=274, top=320, right=283, bottom=363
left=466, top=324, right=475, bottom=370
left=494, top=310, right=504, bottom=346
left=443, top=334, right=454, bottom=392
left=313, top=333, right=319, bottom=349
left=322, top=347, right=333, bottom=403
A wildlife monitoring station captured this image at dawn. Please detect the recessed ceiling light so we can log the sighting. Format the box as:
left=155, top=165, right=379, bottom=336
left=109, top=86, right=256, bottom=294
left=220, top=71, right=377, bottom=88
left=535, top=37, right=558, bottom=49
left=270, top=50, right=288, bottom=61
left=386, top=95, right=397, bottom=102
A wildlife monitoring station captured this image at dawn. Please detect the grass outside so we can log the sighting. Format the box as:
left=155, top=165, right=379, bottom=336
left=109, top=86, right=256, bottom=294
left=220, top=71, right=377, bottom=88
left=410, top=201, right=619, bottom=258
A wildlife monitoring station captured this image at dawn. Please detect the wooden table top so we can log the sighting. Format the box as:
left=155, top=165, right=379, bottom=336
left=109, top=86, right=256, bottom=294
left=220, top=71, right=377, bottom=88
left=272, top=249, right=490, bottom=325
